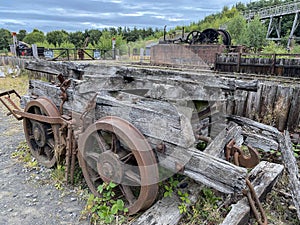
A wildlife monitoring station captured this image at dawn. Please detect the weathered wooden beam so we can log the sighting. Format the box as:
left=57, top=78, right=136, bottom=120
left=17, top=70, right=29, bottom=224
left=228, top=115, right=281, bottom=152
left=287, top=88, right=300, bottom=131
left=26, top=60, right=259, bottom=102
left=228, top=115, right=280, bottom=141
left=278, top=131, right=300, bottom=220
left=183, top=148, right=246, bottom=193
left=274, top=85, right=293, bottom=131
left=25, top=60, right=82, bottom=79
left=221, top=161, right=284, bottom=225
left=242, top=131, right=279, bottom=152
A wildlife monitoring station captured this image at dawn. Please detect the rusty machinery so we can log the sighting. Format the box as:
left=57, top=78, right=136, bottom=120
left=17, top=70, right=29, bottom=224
left=0, top=73, right=263, bottom=217
left=161, top=26, right=231, bottom=46
left=0, top=75, right=158, bottom=215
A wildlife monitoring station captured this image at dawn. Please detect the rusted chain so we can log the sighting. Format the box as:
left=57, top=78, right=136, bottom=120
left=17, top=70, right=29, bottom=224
left=233, top=151, right=240, bottom=166
left=243, top=178, right=268, bottom=225
left=225, top=139, right=267, bottom=225
left=225, top=139, right=260, bottom=168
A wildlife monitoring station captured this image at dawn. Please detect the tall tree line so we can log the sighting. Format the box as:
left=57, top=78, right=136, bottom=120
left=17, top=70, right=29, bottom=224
left=0, top=26, right=161, bottom=51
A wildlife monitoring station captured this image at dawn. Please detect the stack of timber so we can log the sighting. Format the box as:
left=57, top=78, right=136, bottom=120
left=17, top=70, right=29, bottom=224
left=22, top=60, right=299, bottom=224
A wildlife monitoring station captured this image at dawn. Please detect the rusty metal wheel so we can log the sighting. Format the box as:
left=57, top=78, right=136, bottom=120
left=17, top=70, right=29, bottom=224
left=78, top=116, right=159, bottom=215
left=23, top=97, right=60, bottom=168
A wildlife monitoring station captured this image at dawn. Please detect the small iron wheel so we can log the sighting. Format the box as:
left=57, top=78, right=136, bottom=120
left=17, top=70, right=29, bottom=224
left=78, top=116, right=159, bottom=215
left=23, top=97, right=60, bottom=168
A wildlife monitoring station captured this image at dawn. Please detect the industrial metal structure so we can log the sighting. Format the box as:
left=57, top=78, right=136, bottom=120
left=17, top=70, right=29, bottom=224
left=243, top=1, right=300, bottom=47
left=161, top=27, right=232, bottom=46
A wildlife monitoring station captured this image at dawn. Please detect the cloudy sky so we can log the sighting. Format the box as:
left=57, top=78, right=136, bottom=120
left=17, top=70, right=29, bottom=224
left=0, top=0, right=251, bottom=33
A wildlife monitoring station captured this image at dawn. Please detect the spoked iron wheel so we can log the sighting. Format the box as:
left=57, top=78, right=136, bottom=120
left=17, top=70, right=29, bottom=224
left=23, top=97, right=60, bottom=168
left=218, top=29, right=232, bottom=46
left=186, top=30, right=205, bottom=44
left=201, top=28, right=220, bottom=43
left=78, top=116, right=159, bottom=215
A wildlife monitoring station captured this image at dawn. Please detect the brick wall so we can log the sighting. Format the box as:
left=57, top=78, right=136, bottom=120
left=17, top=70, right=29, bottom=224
left=150, top=44, right=226, bottom=68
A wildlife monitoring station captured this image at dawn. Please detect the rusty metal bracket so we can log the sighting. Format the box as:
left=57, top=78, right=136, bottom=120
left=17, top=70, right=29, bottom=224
left=0, top=89, right=23, bottom=120
left=14, top=110, right=64, bottom=124
left=225, top=139, right=260, bottom=168
left=57, top=74, right=71, bottom=114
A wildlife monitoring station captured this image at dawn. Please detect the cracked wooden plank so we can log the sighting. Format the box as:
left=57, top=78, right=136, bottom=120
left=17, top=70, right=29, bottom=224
left=278, top=131, right=300, bottom=220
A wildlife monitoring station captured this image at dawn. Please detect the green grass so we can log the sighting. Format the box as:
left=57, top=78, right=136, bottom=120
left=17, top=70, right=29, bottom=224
left=0, top=71, right=29, bottom=95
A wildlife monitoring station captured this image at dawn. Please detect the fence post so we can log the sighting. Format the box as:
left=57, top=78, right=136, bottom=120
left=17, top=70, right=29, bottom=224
left=32, top=44, right=38, bottom=59
left=214, top=53, right=218, bottom=71
left=237, top=52, right=241, bottom=73
left=271, top=53, right=276, bottom=75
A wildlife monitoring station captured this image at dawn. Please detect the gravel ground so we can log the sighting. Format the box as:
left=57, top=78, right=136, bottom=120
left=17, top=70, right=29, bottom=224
left=0, top=111, right=90, bottom=225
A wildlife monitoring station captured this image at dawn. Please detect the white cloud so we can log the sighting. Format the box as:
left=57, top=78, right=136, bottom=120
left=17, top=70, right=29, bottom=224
left=0, top=19, right=26, bottom=25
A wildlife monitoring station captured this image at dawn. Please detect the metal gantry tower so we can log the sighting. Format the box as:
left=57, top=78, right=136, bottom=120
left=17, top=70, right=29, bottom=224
left=243, top=1, right=300, bottom=48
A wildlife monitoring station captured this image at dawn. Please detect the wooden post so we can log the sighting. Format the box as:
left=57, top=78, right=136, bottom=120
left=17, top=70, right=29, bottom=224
left=287, top=87, right=300, bottom=131
left=271, top=53, right=276, bottom=75
left=237, top=52, right=241, bottom=73
left=214, top=53, right=218, bottom=71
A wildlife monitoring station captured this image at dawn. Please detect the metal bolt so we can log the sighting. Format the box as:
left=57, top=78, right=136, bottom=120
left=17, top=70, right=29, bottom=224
left=175, top=162, right=184, bottom=173
left=156, top=142, right=166, bottom=153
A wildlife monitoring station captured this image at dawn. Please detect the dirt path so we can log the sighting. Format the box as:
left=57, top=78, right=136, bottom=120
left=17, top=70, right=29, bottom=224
left=0, top=111, right=90, bottom=225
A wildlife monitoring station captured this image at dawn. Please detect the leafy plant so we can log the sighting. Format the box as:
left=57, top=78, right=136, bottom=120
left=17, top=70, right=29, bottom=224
left=82, top=181, right=128, bottom=224
left=177, top=190, right=191, bottom=214
left=51, top=164, right=66, bottom=190
left=292, top=144, right=300, bottom=158
left=163, top=176, right=179, bottom=198
left=162, top=176, right=191, bottom=215
left=184, top=187, right=224, bottom=224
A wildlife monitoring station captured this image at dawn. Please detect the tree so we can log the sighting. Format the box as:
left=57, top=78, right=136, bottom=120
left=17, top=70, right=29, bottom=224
left=227, top=14, right=247, bottom=45
left=86, top=29, right=102, bottom=45
left=126, top=27, right=140, bottom=42
left=68, top=31, right=84, bottom=48
left=235, top=2, right=246, bottom=11
left=96, top=31, right=112, bottom=50
left=23, top=29, right=45, bottom=44
left=0, top=29, right=11, bottom=50
left=46, top=30, right=68, bottom=47
left=245, top=16, right=267, bottom=52
left=109, top=27, right=117, bottom=36
left=17, top=30, right=27, bottom=41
